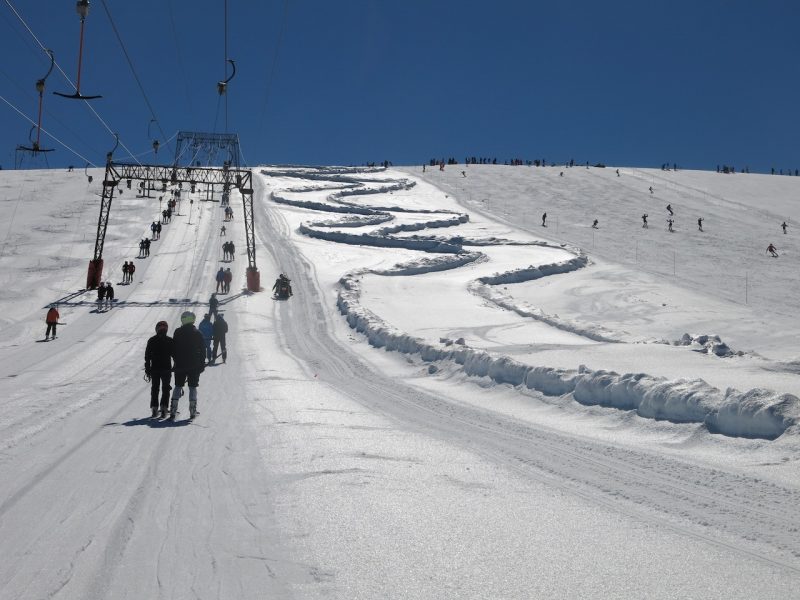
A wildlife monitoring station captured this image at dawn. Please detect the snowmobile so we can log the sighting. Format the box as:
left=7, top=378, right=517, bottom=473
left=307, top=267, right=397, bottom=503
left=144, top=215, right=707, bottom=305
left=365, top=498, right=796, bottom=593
left=273, top=275, right=292, bottom=300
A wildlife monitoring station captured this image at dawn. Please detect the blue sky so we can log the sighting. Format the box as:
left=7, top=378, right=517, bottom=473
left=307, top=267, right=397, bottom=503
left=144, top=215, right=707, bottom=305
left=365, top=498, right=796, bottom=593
left=2, top=0, right=799, bottom=172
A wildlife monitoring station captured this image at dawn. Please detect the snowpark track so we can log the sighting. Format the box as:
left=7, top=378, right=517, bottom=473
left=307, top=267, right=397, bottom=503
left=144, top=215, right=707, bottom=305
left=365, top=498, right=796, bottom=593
left=254, top=169, right=800, bottom=578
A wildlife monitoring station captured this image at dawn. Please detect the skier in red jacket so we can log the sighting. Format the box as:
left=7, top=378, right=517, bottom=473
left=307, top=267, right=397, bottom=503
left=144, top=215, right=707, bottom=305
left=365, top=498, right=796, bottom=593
left=45, top=305, right=59, bottom=340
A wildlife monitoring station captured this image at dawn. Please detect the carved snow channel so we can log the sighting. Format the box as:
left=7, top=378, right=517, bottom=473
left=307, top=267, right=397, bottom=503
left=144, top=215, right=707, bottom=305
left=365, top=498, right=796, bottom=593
left=263, top=166, right=800, bottom=440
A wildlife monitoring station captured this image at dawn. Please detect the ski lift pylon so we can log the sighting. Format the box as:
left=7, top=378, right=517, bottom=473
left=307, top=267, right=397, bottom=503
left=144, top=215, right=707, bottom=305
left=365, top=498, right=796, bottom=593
left=54, top=0, right=102, bottom=100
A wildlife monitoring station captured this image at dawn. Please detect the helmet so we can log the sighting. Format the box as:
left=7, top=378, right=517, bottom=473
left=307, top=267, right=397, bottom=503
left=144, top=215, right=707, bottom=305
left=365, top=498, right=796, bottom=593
left=155, top=320, right=168, bottom=333
left=180, top=311, right=196, bottom=325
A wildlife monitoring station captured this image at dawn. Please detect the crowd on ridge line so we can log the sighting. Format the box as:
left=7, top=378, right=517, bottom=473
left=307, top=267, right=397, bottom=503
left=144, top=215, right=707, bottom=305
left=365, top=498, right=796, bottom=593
left=416, top=156, right=800, bottom=176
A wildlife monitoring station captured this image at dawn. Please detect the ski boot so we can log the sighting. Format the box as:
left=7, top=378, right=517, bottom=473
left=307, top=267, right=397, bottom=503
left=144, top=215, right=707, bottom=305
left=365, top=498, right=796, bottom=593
left=151, top=407, right=158, bottom=418
left=188, top=387, right=198, bottom=419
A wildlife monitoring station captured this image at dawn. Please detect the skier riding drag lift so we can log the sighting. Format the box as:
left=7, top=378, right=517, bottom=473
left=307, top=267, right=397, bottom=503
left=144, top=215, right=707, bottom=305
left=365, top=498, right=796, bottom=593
left=54, top=0, right=102, bottom=100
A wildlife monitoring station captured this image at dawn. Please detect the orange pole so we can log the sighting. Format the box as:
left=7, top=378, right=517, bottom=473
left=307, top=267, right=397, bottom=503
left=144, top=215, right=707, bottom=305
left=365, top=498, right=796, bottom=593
left=75, top=18, right=86, bottom=93
left=35, top=93, right=44, bottom=146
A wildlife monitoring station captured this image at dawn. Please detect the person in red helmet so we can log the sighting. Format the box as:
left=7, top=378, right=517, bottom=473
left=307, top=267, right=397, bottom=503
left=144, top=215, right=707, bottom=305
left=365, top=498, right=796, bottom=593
left=144, top=320, right=174, bottom=418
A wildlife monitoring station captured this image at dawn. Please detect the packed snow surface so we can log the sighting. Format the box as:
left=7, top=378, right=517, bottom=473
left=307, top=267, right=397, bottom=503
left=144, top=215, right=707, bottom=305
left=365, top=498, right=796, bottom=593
left=0, top=164, right=799, bottom=599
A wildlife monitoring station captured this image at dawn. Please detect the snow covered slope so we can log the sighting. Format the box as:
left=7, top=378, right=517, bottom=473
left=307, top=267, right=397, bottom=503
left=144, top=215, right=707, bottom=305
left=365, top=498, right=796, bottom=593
left=1, top=164, right=799, bottom=599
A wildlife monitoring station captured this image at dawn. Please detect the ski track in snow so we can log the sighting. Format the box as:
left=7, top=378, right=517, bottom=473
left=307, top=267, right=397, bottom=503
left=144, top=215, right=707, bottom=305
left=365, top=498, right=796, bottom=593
left=256, top=167, right=800, bottom=581
left=262, top=167, right=800, bottom=441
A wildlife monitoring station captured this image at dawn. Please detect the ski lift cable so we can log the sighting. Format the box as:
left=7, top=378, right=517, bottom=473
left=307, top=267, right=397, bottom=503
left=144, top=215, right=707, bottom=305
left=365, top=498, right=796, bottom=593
left=0, top=93, right=97, bottom=166
left=224, top=0, right=228, bottom=133
left=130, top=130, right=180, bottom=160
left=258, top=0, right=291, bottom=137
left=165, top=0, right=194, bottom=122
left=0, top=185, right=26, bottom=259
left=97, top=0, right=172, bottom=157
left=0, top=3, right=44, bottom=65
left=212, top=93, right=222, bottom=135
left=0, top=63, right=104, bottom=158
left=237, top=138, right=250, bottom=168
left=3, top=0, right=141, bottom=166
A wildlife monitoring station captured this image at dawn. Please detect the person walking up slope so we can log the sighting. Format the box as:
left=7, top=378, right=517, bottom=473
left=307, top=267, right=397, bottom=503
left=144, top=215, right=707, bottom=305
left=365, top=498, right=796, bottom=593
left=169, top=311, right=206, bottom=421
left=198, top=313, right=214, bottom=364
left=144, top=321, right=174, bottom=418
left=105, top=282, right=115, bottom=308
left=211, top=313, right=228, bottom=365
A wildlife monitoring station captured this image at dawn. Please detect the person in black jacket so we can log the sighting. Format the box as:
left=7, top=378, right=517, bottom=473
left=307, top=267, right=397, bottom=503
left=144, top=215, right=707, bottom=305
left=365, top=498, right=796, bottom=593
left=211, top=313, right=228, bottom=364
left=169, top=311, right=206, bottom=420
left=145, top=320, right=174, bottom=418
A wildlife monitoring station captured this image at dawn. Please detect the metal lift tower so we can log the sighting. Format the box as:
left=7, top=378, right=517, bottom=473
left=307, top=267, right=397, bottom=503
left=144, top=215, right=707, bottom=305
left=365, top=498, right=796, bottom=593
left=86, top=141, right=260, bottom=292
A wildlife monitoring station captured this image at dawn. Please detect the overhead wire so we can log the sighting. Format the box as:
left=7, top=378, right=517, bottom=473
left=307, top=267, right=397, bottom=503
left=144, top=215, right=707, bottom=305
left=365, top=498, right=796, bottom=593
left=224, top=0, right=228, bottom=133
left=258, top=0, right=290, bottom=139
left=0, top=62, right=103, bottom=159
left=165, top=0, right=194, bottom=122
left=212, top=93, right=222, bottom=135
left=129, top=130, right=180, bottom=160
left=98, top=0, right=173, bottom=157
left=3, top=0, right=142, bottom=166
left=1, top=93, right=97, bottom=165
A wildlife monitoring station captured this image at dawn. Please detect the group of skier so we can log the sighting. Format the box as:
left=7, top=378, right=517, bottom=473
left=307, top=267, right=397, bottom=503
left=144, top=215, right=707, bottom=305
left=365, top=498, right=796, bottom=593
left=150, top=221, right=162, bottom=240
left=215, top=267, right=234, bottom=293
left=96, top=282, right=115, bottom=310
left=138, top=238, right=151, bottom=258
left=121, top=261, right=136, bottom=284
left=222, top=240, right=236, bottom=261
left=198, top=312, right=228, bottom=365
left=144, top=313, right=206, bottom=421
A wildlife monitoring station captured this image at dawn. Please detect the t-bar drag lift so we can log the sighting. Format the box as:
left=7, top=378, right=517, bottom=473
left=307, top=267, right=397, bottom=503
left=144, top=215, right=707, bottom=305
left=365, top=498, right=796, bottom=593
left=15, top=50, right=57, bottom=167
left=54, top=0, right=102, bottom=100
left=217, top=59, right=236, bottom=95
